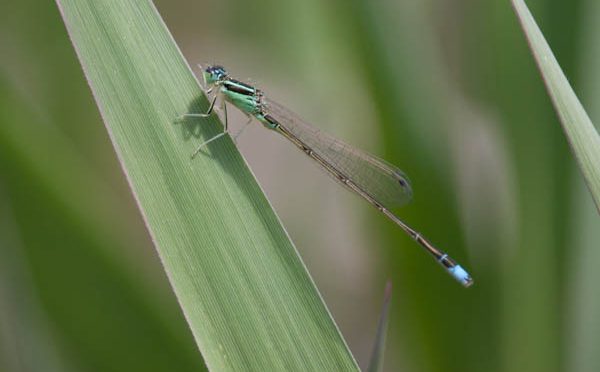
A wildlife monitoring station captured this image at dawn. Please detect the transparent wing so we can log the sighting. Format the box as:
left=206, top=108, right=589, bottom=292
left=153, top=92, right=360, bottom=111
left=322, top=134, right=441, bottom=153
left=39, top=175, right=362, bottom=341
left=263, top=98, right=413, bottom=208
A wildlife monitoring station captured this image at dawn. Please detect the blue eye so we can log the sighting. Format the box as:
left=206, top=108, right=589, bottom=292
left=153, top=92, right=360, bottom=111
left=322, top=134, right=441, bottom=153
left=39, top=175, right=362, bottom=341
left=203, top=65, right=228, bottom=85
left=207, top=65, right=227, bottom=79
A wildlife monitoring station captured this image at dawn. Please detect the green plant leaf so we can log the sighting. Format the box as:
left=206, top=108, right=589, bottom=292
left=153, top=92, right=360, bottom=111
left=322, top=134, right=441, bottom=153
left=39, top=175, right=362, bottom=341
left=511, top=0, right=600, bottom=212
left=54, top=0, right=358, bottom=370
left=367, top=281, right=392, bottom=372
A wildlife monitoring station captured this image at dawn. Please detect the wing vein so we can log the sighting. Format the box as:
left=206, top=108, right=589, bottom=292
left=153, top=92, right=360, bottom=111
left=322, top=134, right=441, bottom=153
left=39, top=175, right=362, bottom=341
left=264, top=98, right=413, bottom=208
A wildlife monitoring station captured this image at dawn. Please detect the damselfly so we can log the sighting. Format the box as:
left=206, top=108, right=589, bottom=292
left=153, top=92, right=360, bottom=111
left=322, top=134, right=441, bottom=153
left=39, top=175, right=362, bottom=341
left=181, top=65, right=473, bottom=287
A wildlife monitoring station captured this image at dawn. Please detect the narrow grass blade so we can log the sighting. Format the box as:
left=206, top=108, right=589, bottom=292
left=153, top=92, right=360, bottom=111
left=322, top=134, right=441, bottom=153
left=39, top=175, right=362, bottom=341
left=511, top=0, right=600, bottom=211
left=367, top=281, right=393, bottom=372
left=568, top=2, right=600, bottom=370
left=54, top=0, right=358, bottom=370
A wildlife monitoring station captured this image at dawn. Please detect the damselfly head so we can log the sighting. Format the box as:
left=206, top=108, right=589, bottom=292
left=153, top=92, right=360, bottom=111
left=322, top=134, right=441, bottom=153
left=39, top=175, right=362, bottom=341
left=203, top=65, right=228, bottom=86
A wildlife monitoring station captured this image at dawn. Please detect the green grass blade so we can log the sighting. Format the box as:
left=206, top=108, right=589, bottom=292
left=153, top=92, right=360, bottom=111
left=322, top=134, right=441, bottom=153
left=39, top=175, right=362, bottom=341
left=511, top=0, right=600, bottom=211
left=54, top=0, right=358, bottom=370
left=567, top=2, right=600, bottom=370
left=367, top=281, right=392, bottom=372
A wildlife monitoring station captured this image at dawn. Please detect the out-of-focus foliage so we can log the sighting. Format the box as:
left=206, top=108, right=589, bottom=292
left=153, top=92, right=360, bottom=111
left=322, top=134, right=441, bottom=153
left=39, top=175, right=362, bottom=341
left=367, top=281, right=392, bottom=372
left=1, top=0, right=599, bottom=371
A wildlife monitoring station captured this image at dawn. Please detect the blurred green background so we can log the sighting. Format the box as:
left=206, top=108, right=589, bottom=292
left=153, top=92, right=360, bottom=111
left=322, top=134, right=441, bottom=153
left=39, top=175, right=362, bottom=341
left=1, top=0, right=599, bottom=371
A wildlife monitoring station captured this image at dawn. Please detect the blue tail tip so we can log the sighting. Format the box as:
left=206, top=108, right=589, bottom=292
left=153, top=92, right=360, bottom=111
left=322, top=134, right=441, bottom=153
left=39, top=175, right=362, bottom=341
left=448, top=265, right=474, bottom=287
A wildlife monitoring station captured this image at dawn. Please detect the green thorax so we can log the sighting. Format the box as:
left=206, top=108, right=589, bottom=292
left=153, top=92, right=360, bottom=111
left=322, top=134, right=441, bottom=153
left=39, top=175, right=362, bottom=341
left=221, top=78, right=278, bottom=129
left=221, top=79, right=262, bottom=116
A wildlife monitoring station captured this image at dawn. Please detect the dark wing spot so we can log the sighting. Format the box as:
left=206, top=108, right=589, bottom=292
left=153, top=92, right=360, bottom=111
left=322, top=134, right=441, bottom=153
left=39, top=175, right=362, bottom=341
left=393, top=172, right=409, bottom=188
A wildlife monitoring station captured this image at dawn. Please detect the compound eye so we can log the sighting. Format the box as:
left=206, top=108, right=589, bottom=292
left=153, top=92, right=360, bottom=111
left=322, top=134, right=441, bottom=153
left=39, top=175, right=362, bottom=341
left=209, top=65, right=226, bottom=77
